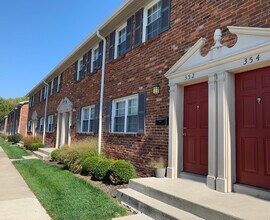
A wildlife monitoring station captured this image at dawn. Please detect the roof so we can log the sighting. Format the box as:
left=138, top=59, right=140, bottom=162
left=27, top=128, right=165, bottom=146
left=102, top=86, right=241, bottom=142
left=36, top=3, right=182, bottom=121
left=26, top=0, right=151, bottom=97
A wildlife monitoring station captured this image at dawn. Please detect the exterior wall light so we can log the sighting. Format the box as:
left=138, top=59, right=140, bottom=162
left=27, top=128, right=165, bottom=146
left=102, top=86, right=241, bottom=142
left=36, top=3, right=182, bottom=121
left=153, top=86, right=160, bottom=95
left=72, top=108, right=76, bottom=112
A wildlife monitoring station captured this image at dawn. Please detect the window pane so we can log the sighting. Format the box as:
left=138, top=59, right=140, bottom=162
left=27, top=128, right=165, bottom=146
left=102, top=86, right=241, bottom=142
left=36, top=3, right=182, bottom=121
left=83, top=109, right=90, bottom=120
left=127, top=115, right=138, bottom=132
left=90, top=108, right=95, bottom=119
left=89, top=119, right=95, bottom=132
left=114, top=116, right=125, bottom=132
left=119, top=27, right=127, bottom=44
left=94, top=48, right=99, bottom=61
left=82, top=120, right=89, bottom=132
left=147, top=1, right=161, bottom=24
left=128, top=98, right=138, bottom=115
left=116, top=101, right=125, bottom=116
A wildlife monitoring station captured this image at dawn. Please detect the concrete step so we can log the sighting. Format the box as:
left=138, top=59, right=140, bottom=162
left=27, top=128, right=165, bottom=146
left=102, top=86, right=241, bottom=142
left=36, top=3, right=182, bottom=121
left=22, top=155, right=39, bottom=160
left=38, top=148, right=55, bottom=156
left=117, top=188, right=203, bottom=220
left=32, top=151, right=50, bottom=160
left=112, top=213, right=154, bottom=220
left=125, top=178, right=270, bottom=220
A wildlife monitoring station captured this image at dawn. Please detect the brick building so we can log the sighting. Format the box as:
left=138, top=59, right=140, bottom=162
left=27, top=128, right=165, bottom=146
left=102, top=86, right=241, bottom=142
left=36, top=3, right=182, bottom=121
left=4, top=101, right=29, bottom=136
left=26, top=0, right=270, bottom=194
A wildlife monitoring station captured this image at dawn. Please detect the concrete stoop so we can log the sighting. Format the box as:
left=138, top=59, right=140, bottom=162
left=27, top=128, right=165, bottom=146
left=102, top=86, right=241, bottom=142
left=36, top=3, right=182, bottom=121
left=117, top=177, right=270, bottom=220
left=113, top=213, right=154, bottom=220
left=32, top=148, right=54, bottom=161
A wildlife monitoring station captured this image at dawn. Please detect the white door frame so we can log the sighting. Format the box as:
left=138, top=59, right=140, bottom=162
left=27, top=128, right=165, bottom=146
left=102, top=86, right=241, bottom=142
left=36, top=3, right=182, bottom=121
left=56, top=98, right=73, bottom=148
left=165, top=26, right=270, bottom=192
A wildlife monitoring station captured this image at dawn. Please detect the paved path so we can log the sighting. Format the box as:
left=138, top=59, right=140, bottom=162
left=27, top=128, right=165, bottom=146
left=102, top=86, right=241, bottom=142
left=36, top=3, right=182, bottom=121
left=0, top=147, right=51, bottom=220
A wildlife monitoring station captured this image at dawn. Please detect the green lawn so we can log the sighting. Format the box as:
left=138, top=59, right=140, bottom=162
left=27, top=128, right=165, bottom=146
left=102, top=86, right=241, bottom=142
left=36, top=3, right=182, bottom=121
left=0, top=138, right=30, bottom=159
left=13, top=159, right=126, bottom=220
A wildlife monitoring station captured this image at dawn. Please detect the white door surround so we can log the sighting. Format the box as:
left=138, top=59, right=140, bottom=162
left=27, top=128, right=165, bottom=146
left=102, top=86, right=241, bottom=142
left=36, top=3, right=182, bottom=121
left=31, top=111, right=38, bottom=136
left=56, top=97, right=73, bottom=148
left=165, top=26, right=270, bottom=193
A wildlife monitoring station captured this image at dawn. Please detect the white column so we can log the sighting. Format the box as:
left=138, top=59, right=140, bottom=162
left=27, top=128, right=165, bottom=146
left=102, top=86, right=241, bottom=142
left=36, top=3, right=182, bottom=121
left=207, top=74, right=217, bottom=190
left=167, top=83, right=183, bottom=179
left=55, top=113, right=60, bottom=148
left=216, top=72, right=235, bottom=193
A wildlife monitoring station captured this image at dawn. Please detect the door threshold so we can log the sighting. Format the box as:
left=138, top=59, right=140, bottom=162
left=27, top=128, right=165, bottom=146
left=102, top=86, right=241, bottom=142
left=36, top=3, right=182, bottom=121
left=233, top=183, right=270, bottom=201
left=179, top=172, right=207, bottom=183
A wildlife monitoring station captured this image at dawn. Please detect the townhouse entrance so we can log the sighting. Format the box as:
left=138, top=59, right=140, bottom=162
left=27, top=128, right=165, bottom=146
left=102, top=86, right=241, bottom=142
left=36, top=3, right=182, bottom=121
left=56, top=98, right=73, bottom=148
left=183, top=82, right=208, bottom=176
left=236, top=66, right=270, bottom=190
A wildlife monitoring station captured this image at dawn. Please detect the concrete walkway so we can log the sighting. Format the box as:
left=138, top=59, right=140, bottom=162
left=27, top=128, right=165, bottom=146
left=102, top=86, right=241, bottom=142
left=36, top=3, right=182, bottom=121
left=0, top=147, right=51, bottom=220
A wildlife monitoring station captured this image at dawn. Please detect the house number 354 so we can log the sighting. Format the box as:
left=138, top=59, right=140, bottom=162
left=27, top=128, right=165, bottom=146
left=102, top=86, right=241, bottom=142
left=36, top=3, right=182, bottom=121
left=243, top=54, right=260, bottom=65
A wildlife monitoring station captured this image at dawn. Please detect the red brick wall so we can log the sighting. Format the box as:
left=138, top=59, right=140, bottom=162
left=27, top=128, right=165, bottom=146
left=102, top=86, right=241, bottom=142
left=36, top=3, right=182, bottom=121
left=27, top=0, right=270, bottom=176
left=19, top=104, right=29, bottom=136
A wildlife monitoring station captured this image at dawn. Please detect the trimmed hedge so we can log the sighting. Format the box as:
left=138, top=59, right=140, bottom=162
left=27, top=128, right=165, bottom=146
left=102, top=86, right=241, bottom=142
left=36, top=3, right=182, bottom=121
left=22, top=135, right=42, bottom=148
left=109, top=160, right=136, bottom=184
left=83, top=156, right=102, bottom=175
left=51, top=149, right=61, bottom=161
left=93, top=158, right=113, bottom=180
left=7, top=134, right=22, bottom=143
left=27, top=143, right=44, bottom=151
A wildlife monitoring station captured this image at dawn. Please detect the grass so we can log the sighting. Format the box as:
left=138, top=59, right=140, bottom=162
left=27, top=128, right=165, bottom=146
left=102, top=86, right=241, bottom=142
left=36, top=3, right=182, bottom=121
left=13, top=159, right=126, bottom=220
left=0, top=137, right=31, bottom=159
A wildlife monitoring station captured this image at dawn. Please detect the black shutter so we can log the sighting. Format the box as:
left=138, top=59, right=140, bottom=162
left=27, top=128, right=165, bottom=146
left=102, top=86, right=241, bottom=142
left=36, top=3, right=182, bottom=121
left=39, top=90, right=41, bottom=102
left=98, top=41, right=103, bottom=68
left=160, top=0, right=171, bottom=33
left=86, top=49, right=92, bottom=73
left=138, top=91, right=146, bottom=133
left=126, top=16, right=133, bottom=53
left=74, top=60, right=78, bottom=82
left=94, top=103, right=99, bottom=133
left=109, top=31, right=115, bottom=62
left=76, top=108, right=81, bottom=133
left=105, top=99, right=111, bottom=132
left=134, top=9, right=143, bottom=48
left=82, top=54, right=87, bottom=78
left=48, top=83, right=51, bottom=96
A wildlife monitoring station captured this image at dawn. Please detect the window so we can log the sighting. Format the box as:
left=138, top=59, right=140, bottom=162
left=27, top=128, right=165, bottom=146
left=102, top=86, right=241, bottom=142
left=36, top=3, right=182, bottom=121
left=57, top=73, right=62, bottom=92
left=29, top=96, right=34, bottom=108
left=77, top=57, right=84, bottom=80
left=43, top=86, right=47, bottom=100
left=143, top=0, right=171, bottom=42
left=39, top=88, right=43, bottom=102
left=81, top=106, right=96, bottom=132
left=146, top=1, right=161, bottom=40
left=92, top=46, right=99, bottom=71
left=39, top=117, right=44, bottom=132
left=50, top=79, right=54, bottom=95
left=47, top=115, right=54, bottom=132
left=112, top=95, right=139, bottom=133
left=116, top=24, right=127, bottom=57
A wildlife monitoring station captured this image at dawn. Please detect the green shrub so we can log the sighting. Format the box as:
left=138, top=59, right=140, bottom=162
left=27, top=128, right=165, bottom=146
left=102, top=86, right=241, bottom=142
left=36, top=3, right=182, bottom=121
left=7, top=134, right=22, bottom=143
left=27, top=142, right=44, bottom=151
left=51, top=149, right=61, bottom=161
left=82, top=156, right=102, bottom=175
left=94, top=158, right=113, bottom=180
left=58, top=139, right=99, bottom=173
left=109, top=160, right=136, bottom=184
left=22, top=135, right=42, bottom=147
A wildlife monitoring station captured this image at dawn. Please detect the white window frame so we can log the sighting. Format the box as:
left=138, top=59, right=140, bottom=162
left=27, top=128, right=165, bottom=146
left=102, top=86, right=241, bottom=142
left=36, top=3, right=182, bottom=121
left=27, top=120, right=32, bottom=132
left=81, top=105, right=95, bottom=133
left=112, top=94, right=139, bottom=134
left=39, top=117, right=44, bottom=132
left=77, top=57, right=83, bottom=80
left=50, top=79, right=54, bottom=95
left=47, top=115, right=54, bottom=132
left=91, top=44, right=99, bottom=72
left=142, top=0, right=161, bottom=43
left=114, top=22, right=127, bottom=59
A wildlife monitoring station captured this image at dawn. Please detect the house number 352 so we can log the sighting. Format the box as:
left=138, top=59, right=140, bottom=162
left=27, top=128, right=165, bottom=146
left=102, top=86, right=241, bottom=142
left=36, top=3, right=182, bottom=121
left=184, top=73, right=195, bottom=80
left=243, top=54, right=260, bottom=65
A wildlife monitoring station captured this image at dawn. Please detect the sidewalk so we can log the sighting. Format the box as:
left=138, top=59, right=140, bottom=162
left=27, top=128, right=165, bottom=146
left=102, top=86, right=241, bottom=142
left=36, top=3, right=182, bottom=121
left=0, top=147, right=51, bottom=220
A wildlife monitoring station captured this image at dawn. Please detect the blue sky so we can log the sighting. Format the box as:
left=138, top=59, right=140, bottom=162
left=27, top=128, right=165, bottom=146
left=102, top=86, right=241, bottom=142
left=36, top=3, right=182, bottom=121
left=0, top=0, right=124, bottom=99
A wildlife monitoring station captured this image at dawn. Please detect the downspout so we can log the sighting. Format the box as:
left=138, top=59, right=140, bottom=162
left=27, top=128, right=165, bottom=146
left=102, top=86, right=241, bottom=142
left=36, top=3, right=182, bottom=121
left=43, top=81, right=49, bottom=144
left=97, top=30, right=106, bottom=155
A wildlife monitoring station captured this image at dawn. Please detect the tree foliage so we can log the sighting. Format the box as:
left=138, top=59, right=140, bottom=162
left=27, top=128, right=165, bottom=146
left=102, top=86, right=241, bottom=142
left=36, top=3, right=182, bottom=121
left=0, top=97, right=28, bottom=122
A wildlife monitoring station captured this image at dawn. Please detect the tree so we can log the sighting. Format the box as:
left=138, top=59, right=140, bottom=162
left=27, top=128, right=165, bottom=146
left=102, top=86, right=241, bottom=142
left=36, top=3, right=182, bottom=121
left=0, top=97, right=28, bottom=122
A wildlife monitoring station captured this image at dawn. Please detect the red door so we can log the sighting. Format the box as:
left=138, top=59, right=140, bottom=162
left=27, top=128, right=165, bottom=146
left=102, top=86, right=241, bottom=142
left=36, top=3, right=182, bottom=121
left=236, top=66, right=270, bottom=189
left=183, top=82, right=208, bottom=176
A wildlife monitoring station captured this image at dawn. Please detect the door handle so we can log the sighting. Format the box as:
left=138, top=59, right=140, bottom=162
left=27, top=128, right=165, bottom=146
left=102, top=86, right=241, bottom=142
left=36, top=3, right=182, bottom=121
left=183, top=127, right=187, bottom=136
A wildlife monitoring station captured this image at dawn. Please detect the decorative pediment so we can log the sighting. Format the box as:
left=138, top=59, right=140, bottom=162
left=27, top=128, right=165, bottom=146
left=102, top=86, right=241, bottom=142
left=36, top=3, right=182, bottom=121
left=165, top=26, right=270, bottom=80
left=57, top=97, right=73, bottom=113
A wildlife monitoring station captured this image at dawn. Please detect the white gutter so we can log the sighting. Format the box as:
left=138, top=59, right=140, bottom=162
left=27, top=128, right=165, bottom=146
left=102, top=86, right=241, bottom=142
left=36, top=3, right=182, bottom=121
left=96, top=30, right=106, bottom=155
left=42, top=81, right=49, bottom=144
